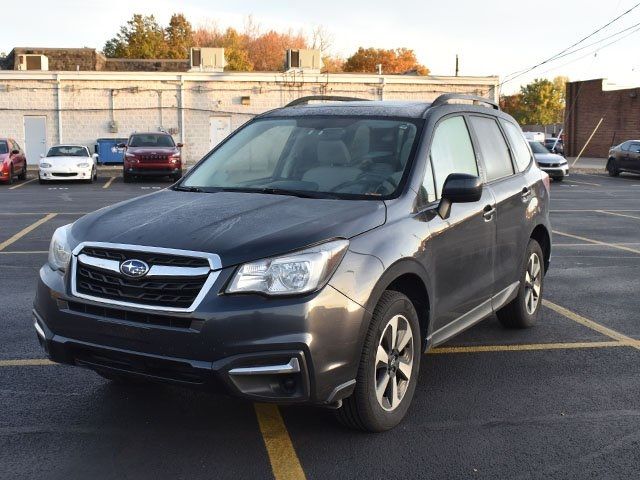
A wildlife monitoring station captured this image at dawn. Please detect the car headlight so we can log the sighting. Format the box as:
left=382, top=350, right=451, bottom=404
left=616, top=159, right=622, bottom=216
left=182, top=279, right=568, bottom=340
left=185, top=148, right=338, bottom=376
left=48, top=224, right=73, bottom=271
left=40, top=162, right=52, bottom=168
left=77, top=162, right=90, bottom=168
left=227, top=239, right=349, bottom=296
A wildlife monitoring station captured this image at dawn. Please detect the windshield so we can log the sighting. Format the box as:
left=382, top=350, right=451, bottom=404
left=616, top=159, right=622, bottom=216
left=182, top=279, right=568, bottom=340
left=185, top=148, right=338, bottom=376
left=47, top=146, right=88, bottom=157
left=529, top=141, right=550, bottom=154
left=0, top=141, right=7, bottom=155
left=129, top=134, right=175, bottom=148
left=181, top=117, right=421, bottom=199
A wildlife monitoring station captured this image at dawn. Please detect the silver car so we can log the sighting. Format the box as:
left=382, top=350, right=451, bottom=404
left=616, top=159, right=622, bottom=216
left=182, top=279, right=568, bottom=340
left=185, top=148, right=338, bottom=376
left=529, top=141, right=568, bottom=181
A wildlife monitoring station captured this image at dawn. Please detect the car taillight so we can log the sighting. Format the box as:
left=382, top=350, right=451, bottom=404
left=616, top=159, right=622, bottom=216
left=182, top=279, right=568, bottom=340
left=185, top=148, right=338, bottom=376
left=542, top=171, right=550, bottom=194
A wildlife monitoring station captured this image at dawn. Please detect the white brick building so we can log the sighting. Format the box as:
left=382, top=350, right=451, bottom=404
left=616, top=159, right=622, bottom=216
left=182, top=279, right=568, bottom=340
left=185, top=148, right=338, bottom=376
left=0, top=70, right=498, bottom=164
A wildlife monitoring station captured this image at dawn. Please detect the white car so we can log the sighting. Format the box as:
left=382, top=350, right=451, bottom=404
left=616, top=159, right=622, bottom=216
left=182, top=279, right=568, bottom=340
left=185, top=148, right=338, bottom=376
left=39, top=145, right=98, bottom=184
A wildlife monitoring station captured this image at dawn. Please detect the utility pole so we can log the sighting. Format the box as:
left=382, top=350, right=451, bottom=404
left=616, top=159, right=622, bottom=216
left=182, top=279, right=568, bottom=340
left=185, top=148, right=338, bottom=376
left=455, top=55, right=459, bottom=76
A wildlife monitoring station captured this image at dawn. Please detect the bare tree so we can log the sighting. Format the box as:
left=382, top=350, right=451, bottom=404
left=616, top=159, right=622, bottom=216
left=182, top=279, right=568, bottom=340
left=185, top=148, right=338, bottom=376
left=310, top=25, right=333, bottom=54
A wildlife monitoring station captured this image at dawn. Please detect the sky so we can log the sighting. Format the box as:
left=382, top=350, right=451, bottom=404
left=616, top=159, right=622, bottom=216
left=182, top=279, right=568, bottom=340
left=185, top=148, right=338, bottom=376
left=2, top=0, right=640, bottom=94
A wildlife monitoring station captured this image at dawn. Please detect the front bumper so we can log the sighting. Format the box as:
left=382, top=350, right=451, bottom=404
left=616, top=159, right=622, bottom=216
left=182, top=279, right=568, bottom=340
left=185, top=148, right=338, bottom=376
left=34, top=264, right=364, bottom=405
left=539, top=164, right=569, bottom=178
left=40, top=166, right=92, bottom=181
left=125, top=164, right=181, bottom=177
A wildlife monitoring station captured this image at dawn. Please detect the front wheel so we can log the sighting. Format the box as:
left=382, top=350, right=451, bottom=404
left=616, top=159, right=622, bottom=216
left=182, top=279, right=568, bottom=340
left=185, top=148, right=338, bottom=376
left=497, top=239, right=544, bottom=329
left=6, top=165, right=14, bottom=185
left=18, top=164, right=27, bottom=180
left=607, top=159, right=620, bottom=177
left=336, top=290, right=420, bottom=432
left=553, top=176, right=564, bottom=182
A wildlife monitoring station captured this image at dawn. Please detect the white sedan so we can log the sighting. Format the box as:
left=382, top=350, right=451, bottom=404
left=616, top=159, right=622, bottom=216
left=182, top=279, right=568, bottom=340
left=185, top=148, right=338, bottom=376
left=39, top=145, right=98, bottom=184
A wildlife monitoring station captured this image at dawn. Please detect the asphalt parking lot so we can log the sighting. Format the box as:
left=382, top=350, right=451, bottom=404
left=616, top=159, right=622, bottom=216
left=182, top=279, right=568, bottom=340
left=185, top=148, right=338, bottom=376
left=1, top=171, right=639, bottom=479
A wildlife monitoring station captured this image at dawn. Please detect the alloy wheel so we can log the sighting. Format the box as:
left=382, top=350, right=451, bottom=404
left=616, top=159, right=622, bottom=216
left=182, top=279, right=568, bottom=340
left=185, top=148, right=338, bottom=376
left=374, top=314, right=414, bottom=412
left=524, top=253, right=542, bottom=315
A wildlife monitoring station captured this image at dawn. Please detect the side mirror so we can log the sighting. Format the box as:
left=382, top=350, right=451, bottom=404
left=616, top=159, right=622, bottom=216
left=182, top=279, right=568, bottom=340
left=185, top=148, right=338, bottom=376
left=177, top=143, right=184, bottom=148
left=116, top=143, right=126, bottom=149
left=40, top=153, right=45, bottom=158
left=92, top=153, right=99, bottom=160
left=438, top=173, right=483, bottom=220
left=11, top=149, right=20, bottom=155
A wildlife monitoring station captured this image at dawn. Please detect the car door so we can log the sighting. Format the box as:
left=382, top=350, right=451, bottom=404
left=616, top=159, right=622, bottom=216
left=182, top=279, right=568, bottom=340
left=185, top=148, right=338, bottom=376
left=618, top=142, right=632, bottom=170
left=624, top=142, right=640, bottom=172
left=419, top=114, right=496, bottom=337
left=469, top=116, right=531, bottom=299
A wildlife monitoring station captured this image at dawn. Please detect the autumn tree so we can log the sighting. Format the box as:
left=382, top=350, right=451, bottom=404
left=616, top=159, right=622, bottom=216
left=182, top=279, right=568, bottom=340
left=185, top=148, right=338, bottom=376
left=165, top=13, right=194, bottom=59
left=500, top=94, right=526, bottom=124
left=248, top=30, right=307, bottom=71
left=343, top=47, right=429, bottom=75
left=193, top=26, right=253, bottom=71
left=103, top=14, right=167, bottom=58
left=519, top=77, right=565, bottom=124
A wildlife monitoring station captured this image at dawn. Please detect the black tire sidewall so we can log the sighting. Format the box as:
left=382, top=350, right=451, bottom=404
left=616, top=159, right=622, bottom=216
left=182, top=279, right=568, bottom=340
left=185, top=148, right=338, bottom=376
left=355, top=292, right=421, bottom=431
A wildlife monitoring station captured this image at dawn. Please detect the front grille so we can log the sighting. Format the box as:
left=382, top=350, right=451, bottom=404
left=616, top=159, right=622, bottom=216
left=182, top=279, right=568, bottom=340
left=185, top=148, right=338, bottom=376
left=74, top=245, right=213, bottom=309
left=52, top=172, right=78, bottom=177
left=138, top=154, right=168, bottom=163
left=67, top=301, right=193, bottom=330
left=81, top=246, right=209, bottom=268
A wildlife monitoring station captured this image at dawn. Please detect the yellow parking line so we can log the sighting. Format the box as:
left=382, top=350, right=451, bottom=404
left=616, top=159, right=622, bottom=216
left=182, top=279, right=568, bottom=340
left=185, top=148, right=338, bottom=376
left=102, top=177, right=116, bottom=189
left=8, top=177, right=36, bottom=190
left=0, top=213, right=57, bottom=251
left=597, top=210, right=640, bottom=221
left=254, top=403, right=306, bottom=480
left=543, top=300, right=640, bottom=350
left=552, top=230, right=640, bottom=255
left=0, top=359, right=55, bottom=367
left=430, top=341, right=626, bottom=354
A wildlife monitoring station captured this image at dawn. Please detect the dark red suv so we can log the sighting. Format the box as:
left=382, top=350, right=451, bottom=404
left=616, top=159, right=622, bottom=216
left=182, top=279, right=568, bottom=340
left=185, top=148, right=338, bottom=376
left=119, top=133, right=183, bottom=183
left=0, top=138, right=27, bottom=185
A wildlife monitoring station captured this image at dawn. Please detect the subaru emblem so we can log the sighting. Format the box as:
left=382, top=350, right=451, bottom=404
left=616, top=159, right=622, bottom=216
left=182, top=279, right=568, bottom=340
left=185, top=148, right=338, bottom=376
left=120, top=259, right=150, bottom=278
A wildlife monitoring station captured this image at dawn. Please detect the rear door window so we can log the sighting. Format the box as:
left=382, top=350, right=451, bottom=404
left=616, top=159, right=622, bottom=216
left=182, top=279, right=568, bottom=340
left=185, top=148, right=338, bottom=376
left=469, top=116, right=514, bottom=181
left=427, top=116, right=478, bottom=199
left=0, top=141, right=8, bottom=154
left=500, top=120, right=532, bottom=171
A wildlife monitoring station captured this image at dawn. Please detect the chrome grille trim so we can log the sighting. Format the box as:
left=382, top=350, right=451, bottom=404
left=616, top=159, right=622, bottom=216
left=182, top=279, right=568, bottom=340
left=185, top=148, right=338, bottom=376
left=70, top=242, right=221, bottom=313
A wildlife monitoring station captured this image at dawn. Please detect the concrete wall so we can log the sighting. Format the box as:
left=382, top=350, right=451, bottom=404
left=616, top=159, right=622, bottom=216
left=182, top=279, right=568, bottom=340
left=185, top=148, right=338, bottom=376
left=565, top=79, right=640, bottom=157
left=0, top=71, right=498, bottom=164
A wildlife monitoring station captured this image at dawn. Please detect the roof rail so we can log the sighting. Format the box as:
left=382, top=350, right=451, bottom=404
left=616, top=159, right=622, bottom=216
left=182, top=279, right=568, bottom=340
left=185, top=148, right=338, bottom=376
left=431, top=94, right=499, bottom=110
left=284, top=95, right=370, bottom=107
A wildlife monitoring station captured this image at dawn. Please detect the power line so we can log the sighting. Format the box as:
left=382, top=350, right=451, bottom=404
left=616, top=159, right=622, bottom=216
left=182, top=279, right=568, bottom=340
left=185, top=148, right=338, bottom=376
left=500, top=1, right=640, bottom=88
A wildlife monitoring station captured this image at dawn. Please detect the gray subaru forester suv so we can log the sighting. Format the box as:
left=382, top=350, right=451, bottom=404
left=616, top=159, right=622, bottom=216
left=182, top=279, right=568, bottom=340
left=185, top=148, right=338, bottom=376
left=34, top=94, right=551, bottom=432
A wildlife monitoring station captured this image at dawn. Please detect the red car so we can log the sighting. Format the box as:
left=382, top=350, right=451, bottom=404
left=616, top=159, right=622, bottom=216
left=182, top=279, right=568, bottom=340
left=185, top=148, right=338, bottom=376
left=119, top=132, right=183, bottom=183
left=0, top=138, right=28, bottom=185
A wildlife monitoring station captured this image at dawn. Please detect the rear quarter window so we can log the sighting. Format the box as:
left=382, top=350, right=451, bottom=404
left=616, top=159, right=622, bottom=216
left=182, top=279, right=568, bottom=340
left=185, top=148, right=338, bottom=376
left=469, top=116, right=514, bottom=181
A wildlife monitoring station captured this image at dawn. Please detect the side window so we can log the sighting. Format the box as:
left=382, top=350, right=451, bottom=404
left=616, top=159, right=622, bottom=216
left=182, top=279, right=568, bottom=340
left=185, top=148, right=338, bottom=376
left=500, top=120, right=532, bottom=172
left=621, top=142, right=630, bottom=151
left=427, top=116, right=478, bottom=199
left=469, top=116, right=514, bottom=181
left=629, top=142, right=640, bottom=153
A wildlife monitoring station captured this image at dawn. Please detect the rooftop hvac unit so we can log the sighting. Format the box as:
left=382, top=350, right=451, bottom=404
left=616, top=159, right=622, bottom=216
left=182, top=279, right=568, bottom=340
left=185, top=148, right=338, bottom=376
left=190, top=48, right=225, bottom=72
left=285, top=49, right=323, bottom=73
left=17, top=54, right=49, bottom=71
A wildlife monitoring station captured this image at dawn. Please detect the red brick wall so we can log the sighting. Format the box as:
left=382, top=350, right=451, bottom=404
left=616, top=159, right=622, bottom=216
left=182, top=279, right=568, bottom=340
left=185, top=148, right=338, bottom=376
left=565, top=79, right=640, bottom=157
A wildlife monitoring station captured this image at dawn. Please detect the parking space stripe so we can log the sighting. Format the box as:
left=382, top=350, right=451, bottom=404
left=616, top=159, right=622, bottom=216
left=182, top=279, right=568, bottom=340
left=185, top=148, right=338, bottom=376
left=0, top=250, right=48, bottom=254
left=597, top=210, right=640, bottom=221
left=564, top=180, right=601, bottom=187
left=543, top=300, right=640, bottom=350
left=254, top=403, right=306, bottom=480
left=552, top=230, right=640, bottom=255
left=102, top=177, right=117, bottom=189
left=0, top=213, right=57, bottom=251
left=0, top=359, right=55, bottom=367
left=0, top=212, right=87, bottom=215
left=8, top=178, right=36, bottom=190
left=430, top=341, right=626, bottom=354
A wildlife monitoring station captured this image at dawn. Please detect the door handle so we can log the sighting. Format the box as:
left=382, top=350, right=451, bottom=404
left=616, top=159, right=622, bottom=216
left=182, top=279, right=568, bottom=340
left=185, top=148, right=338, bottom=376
left=483, top=205, right=495, bottom=222
left=521, top=186, right=532, bottom=201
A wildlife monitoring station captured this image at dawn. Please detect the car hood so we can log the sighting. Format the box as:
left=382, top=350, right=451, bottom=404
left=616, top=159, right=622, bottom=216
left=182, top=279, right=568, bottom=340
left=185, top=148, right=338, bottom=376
left=126, top=147, right=178, bottom=154
left=70, top=190, right=386, bottom=268
left=43, top=156, right=91, bottom=167
left=534, top=153, right=566, bottom=165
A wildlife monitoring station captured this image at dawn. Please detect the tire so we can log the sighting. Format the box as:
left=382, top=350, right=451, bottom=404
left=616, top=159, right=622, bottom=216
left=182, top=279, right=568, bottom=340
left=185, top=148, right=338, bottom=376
left=7, top=165, right=13, bottom=185
left=18, top=164, right=27, bottom=180
left=607, top=159, right=620, bottom=177
left=553, top=176, right=564, bottom=182
left=123, top=171, right=133, bottom=183
left=173, top=172, right=182, bottom=182
left=93, top=168, right=98, bottom=181
left=38, top=174, right=45, bottom=185
left=336, top=290, right=421, bottom=432
left=497, top=239, right=545, bottom=329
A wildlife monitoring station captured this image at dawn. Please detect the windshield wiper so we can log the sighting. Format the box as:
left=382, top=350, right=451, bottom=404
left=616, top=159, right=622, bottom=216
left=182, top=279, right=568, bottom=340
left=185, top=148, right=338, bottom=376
left=173, top=185, right=204, bottom=193
left=228, top=187, right=340, bottom=199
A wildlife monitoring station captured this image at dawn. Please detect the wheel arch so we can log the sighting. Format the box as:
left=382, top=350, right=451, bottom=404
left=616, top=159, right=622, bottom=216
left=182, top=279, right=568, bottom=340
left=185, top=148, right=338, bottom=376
left=530, top=223, right=551, bottom=274
left=363, top=258, right=432, bottom=352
